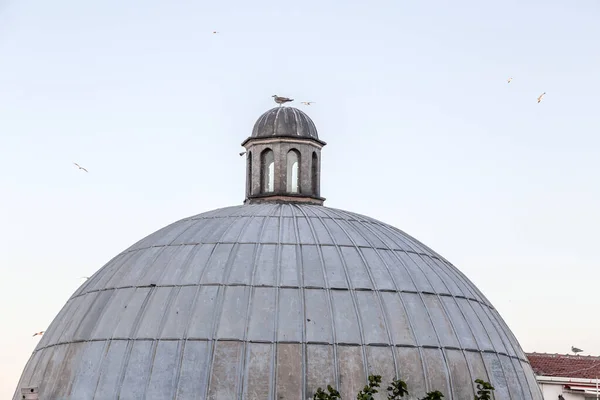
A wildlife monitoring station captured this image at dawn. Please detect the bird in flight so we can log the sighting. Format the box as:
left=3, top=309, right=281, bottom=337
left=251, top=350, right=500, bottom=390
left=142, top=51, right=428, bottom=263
left=81, top=276, right=90, bottom=280
left=239, top=151, right=247, bottom=156
left=507, top=77, right=513, bottom=83
left=537, top=92, right=546, bottom=103
left=73, top=163, right=88, bottom=172
left=572, top=346, right=583, bottom=354
left=212, top=31, right=219, bottom=34
left=301, top=101, right=315, bottom=106
left=272, top=95, right=293, bottom=106
left=32, top=331, right=44, bottom=337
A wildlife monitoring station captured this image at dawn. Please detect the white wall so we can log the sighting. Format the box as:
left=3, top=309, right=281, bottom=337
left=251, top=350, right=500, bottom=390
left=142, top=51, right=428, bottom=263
left=539, top=382, right=585, bottom=400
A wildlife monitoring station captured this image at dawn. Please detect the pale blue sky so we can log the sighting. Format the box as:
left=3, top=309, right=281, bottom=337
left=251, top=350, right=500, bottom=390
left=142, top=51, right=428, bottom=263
left=1, top=0, right=599, bottom=396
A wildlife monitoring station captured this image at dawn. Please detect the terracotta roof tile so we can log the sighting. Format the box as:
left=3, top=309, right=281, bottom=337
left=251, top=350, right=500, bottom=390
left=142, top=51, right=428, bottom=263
left=526, top=353, right=600, bottom=379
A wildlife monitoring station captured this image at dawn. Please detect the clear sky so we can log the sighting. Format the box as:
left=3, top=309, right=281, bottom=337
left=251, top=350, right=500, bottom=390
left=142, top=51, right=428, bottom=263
left=1, top=0, right=599, bottom=397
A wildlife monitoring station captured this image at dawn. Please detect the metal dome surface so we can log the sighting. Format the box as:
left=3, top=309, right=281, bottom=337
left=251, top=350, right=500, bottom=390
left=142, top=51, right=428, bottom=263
left=251, top=107, right=320, bottom=141
left=14, top=204, right=542, bottom=400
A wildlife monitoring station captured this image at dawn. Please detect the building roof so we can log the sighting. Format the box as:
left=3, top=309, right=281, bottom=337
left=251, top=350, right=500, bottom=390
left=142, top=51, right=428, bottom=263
left=14, top=203, right=542, bottom=399
left=249, top=106, right=320, bottom=141
left=527, top=353, right=600, bottom=379
left=14, top=104, right=543, bottom=399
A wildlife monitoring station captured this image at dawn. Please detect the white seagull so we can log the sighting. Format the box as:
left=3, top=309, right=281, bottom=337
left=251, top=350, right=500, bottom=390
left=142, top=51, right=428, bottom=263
left=272, top=95, right=294, bottom=106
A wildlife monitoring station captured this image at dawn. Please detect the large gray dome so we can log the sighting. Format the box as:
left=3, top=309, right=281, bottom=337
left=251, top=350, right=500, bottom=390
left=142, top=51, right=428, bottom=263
left=251, top=107, right=320, bottom=141
left=15, top=204, right=542, bottom=400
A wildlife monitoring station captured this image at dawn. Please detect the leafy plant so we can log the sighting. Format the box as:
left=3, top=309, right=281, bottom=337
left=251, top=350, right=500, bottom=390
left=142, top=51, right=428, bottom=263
left=387, top=378, right=409, bottom=399
left=312, top=375, right=494, bottom=400
left=421, top=390, right=444, bottom=400
left=357, top=374, right=382, bottom=400
left=313, top=385, right=341, bottom=400
left=474, top=379, right=495, bottom=400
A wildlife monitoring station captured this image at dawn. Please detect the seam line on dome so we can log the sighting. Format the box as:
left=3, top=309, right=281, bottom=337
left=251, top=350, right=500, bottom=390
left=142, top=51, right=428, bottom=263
left=270, top=204, right=285, bottom=399
left=66, top=284, right=495, bottom=310
left=29, top=338, right=533, bottom=364
left=67, top=287, right=485, bottom=304
left=119, top=243, right=445, bottom=263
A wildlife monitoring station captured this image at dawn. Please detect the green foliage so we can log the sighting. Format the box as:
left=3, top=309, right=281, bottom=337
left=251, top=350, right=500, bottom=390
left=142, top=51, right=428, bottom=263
left=313, top=385, right=341, bottom=400
left=474, top=379, right=495, bottom=400
left=386, top=378, right=409, bottom=399
left=420, top=390, right=444, bottom=400
left=356, top=374, right=382, bottom=400
left=312, top=375, right=494, bottom=400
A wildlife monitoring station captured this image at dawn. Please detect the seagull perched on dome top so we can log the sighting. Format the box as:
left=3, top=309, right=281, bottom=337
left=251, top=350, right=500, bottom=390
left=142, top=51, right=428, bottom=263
left=571, top=346, right=583, bottom=354
left=272, top=95, right=294, bottom=106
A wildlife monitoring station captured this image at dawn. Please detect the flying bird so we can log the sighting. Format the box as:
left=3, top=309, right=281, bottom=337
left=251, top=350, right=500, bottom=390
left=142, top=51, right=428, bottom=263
left=572, top=346, right=583, bottom=354
left=272, top=95, right=293, bottom=106
left=32, top=331, right=44, bottom=337
left=301, top=101, right=315, bottom=105
left=80, top=276, right=89, bottom=280
left=239, top=151, right=247, bottom=156
left=73, top=162, right=88, bottom=172
left=212, top=31, right=218, bottom=34
left=537, top=92, right=546, bottom=103
left=507, top=77, right=513, bottom=83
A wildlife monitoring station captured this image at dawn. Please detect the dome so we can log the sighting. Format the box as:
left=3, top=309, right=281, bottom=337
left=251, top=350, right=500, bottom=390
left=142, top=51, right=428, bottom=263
left=15, top=204, right=542, bottom=400
left=250, top=107, right=321, bottom=142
